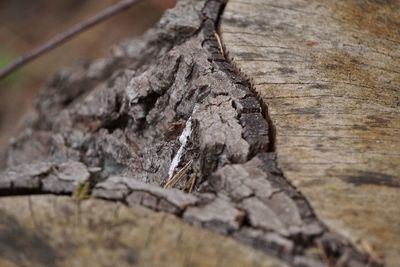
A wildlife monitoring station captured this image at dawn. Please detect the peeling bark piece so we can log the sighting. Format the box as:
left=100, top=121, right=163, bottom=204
left=0, top=162, right=52, bottom=190
left=126, top=191, right=159, bottom=210
left=41, top=161, right=90, bottom=194
left=211, top=164, right=254, bottom=200
left=235, top=97, right=261, bottom=114
left=194, top=96, right=250, bottom=171
left=183, top=194, right=245, bottom=234
left=221, top=0, right=400, bottom=265
left=241, top=197, right=289, bottom=236
left=92, top=180, right=130, bottom=200
left=95, top=176, right=198, bottom=212
left=265, top=192, right=303, bottom=231
left=209, top=156, right=276, bottom=201
left=233, top=227, right=294, bottom=260
left=0, top=195, right=288, bottom=267
left=41, top=175, right=77, bottom=194
left=156, top=198, right=181, bottom=214
left=0, top=172, right=40, bottom=191
left=239, top=113, right=270, bottom=154
left=6, top=130, right=56, bottom=167
left=41, top=161, right=90, bottom=193
left=9, top=162, right=53, bottom=177
left=0, top=161, right=90, bottom=194
left=54, top=161, right=90, bottom=184
left=299, top=221, right=324, bottom=237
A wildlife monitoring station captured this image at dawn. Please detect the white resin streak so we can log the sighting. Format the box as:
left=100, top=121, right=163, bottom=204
left=168, top=117, right=193, bottom=178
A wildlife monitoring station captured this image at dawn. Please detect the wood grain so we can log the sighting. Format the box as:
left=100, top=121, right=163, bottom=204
left=220, top=0, right=400, bottom=266
left=0, top=195, right=287, bottom=267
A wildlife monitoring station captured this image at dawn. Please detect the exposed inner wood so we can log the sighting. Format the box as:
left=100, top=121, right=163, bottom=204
left=0, top=195, right=286, bottom=267
left=0, top=0, right=395, bottom=266
left=220, top=0, right=400, bottom=266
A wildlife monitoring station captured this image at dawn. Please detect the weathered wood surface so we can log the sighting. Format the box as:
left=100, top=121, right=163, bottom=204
left=221, top=0, right=400, bottom=266
left=0, top=195, right=287, bottom=267
left=0, top=0, right=394, bottom=266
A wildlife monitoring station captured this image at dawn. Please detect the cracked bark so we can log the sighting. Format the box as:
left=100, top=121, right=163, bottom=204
left=0, top=0, right=393, bottom=266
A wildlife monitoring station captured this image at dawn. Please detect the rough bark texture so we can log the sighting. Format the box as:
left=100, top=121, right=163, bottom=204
left=0, top=0, right=395, bottom=266
left=220, top=1, right=400, bottom=266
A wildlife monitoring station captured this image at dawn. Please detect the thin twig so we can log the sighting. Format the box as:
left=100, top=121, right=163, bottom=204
left=214, top=32, right=224, bottom=55
left=0, top=0, right=143, bottom=81
left=188, top=174, right=196, bottom=193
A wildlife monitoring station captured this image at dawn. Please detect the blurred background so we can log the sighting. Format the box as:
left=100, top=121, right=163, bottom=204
left=0, top=0, right=176, bottom=153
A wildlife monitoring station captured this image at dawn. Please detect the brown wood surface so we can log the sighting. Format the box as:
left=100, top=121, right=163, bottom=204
left=0, top=195, right=287, bottom=267
left=221, top=1, right=400, bottom=266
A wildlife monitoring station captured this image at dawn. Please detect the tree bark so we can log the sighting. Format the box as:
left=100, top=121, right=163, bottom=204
left=0, top=0, right=397, bottom=266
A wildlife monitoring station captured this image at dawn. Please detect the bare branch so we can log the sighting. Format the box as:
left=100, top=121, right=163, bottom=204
left=0, top=0, right=143, bottom=81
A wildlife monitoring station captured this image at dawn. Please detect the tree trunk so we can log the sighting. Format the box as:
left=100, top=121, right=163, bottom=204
left=0, top=0, right=398, bottom=266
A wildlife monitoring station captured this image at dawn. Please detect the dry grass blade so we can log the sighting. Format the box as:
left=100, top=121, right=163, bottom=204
left=183, top=174, right=197, bottom=193
left=214, top=32, right=224, bottom=55
left=188, top=174, right=196, bottom=193
left=164, top=160, right=193, bottom=189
